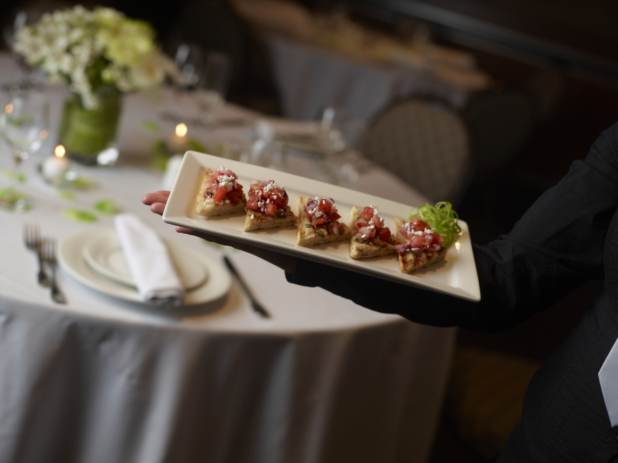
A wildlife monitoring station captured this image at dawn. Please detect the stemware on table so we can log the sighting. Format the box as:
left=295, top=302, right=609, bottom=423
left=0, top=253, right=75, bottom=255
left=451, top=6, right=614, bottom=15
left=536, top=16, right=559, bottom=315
left=194, top=51, right=231, bottom=128
left=0, top=88, right=49, bottom=211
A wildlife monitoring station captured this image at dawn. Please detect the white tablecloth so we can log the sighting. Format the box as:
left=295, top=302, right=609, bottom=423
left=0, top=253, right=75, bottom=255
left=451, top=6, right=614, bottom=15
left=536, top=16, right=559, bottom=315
left=265, top=34, right=489, bottom=122
left=0, top=54, right=455, bottom=463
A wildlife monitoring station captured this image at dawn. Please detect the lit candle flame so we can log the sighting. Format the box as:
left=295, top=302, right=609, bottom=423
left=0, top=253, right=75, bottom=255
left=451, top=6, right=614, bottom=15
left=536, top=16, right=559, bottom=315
left=55, top=145, right=66, bottom=159
left=5, top=103, right=13, bottom=114
left=175, top=123, right=188, bottom=137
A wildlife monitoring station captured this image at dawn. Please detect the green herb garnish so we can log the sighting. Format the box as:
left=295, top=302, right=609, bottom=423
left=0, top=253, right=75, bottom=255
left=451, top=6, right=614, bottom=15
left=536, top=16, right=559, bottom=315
left=141, top=119, right=160, bottom=133
left=315, top=228, right=325, bottom=238
left=408, top=201, right=462, bottom=248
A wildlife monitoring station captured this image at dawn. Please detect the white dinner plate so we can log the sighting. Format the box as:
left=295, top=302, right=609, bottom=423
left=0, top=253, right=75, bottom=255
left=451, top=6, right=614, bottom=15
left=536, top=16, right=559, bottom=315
left=82, top=229, right=208, bottom=290
left=163, top=151, right=480, bottom=301
left=58, top=229, right=231, bottom=305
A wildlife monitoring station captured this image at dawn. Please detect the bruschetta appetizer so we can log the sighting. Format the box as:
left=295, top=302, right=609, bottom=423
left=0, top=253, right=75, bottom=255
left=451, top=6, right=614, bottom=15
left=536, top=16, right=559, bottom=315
left=393, top=217, right=447, bottom=273
left=244, top=180, right=297, bottom=231
left=196, top=166, right=246, bottom=216
left=349, top=205, right=396, bottom=259
left=296, top=196, right=352, bottom=247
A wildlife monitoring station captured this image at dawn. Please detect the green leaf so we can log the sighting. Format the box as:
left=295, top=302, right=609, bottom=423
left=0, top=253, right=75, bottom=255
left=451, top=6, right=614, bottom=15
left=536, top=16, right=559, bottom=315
left=70, top=176, right=97, bottom=189
left=152, top=154, right=169, bottom=171
left=187, top=138, right=206, bottom=153
left=141, top=119, right=160, bottom=133
left=150, top=139, right=169, bottom=157
left=305, top=223, right=313, bottom=228
left=315, top=228, right=325, bottom=238
left=62, top=209, right=97, bottom=222
left=93, top=198, right=117, bottom=214
left=0, top=187, right=25, bottom=203
left=16, top=173, right=26, bottom=183
left=57, top=189, right=75, bottom=200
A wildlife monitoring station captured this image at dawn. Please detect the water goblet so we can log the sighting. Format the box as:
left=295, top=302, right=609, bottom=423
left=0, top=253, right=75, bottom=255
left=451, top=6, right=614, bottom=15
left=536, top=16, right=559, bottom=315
left=317, top=106, right=366, bottom=184
left=0, top=89, right=49, bottom=212
left=195, top=52, right=230, bottom=128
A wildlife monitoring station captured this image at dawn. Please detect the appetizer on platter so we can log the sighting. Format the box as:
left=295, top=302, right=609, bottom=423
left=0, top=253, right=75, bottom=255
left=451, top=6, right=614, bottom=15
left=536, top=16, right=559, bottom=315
left=393, top=217, right=447, bottom=273
left=196, top=166, right=246, bottom=217
left=244, top=180, right=297, bottom=231
left=297, top=196, right=352, bottom=247
left=349, top=205, right=396, bottom=259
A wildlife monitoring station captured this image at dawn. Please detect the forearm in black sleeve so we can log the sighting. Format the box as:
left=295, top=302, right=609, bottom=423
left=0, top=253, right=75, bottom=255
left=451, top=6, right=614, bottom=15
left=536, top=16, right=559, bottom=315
left=287, top=123, right=618, bottom=333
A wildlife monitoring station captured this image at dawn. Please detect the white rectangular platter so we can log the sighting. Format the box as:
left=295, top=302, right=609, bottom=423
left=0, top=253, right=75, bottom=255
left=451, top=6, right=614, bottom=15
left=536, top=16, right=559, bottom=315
left=163, top=151, right=481, bottom=301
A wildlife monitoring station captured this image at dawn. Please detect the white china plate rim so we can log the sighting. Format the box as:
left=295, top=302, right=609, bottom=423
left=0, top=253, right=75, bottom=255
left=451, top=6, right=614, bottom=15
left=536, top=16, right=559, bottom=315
left=81, top=229, right=208, bottom=290
left=58, top=228, right=231, bottom=306
left=163, top=151, right=480, bottom=302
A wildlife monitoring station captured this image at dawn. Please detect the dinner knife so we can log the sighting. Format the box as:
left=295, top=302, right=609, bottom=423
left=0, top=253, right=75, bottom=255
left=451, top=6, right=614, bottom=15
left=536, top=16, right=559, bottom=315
left=223, top=255, right=271, bottom=319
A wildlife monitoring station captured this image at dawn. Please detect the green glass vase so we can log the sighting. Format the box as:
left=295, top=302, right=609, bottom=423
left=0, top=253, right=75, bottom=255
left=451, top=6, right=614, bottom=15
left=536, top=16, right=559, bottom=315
left=59, top=87, right=122, bottom=165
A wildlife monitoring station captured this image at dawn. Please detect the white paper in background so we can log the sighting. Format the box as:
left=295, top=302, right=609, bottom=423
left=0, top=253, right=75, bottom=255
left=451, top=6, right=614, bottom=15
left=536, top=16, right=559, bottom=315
left=598, top=337, right=618, bottom=426
left=114, top=213, right=185, bottom=306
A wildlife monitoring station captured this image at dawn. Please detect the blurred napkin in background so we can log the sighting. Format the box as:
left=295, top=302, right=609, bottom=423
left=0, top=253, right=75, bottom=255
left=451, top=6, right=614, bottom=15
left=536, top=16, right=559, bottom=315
left=163, top=154, right=184, bottom=190
left=114, top=213, right=185, bottom=307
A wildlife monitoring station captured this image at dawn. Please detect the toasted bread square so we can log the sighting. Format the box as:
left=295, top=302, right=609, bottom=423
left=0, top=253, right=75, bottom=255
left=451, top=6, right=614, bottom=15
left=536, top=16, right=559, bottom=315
left=244, top=207, right=298, bottom=231
left=393, top=217, right=448, bottom=274
left=296, top=196, right=352, bottom=247
left=196, top=169, right=246, bottom=217
left=349, top=206, right=396, bottom=259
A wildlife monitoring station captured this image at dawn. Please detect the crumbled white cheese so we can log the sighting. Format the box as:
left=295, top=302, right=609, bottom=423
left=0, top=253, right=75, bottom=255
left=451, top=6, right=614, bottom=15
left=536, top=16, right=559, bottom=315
left=218, top=174, right=236, bottom=191
left=263, top=181, right=281, bottom=192
left=251, top=214, right=255, bottom=219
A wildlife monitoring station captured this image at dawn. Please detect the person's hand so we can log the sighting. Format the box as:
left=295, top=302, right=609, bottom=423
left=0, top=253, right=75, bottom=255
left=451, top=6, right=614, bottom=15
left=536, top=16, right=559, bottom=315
left=142, top=191, right=298, bottom=274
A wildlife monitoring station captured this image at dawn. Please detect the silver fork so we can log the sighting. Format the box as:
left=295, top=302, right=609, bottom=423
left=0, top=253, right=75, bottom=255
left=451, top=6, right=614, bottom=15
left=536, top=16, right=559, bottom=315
left=23, top=223, right=49, bottom=287
left=41, top=238, right=66, bottom=304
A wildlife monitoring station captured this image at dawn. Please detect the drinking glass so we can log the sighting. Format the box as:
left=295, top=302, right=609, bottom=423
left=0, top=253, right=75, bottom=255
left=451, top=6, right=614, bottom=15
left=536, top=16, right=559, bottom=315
left=317, top=106, right=366, bottom=183
left=0, top=89, right=49, bottom=211
left=2, top=7, right=51, bottom=90
left=161, top=42, right=206, bottom=122
left=195, top=52, right=230, bottom=128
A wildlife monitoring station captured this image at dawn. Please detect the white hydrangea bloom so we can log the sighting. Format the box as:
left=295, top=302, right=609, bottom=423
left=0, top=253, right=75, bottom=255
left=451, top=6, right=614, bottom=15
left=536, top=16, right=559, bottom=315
left=12, top=5, right=178, bottom=109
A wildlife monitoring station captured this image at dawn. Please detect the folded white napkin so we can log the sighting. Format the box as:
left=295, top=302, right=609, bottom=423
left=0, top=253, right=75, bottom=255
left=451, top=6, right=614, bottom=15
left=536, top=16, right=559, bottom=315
left=114, top=213, right=185, bottom=307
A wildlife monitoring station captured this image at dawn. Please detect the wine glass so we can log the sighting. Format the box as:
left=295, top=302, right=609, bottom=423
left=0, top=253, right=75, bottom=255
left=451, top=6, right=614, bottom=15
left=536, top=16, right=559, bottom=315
left=317, top=106, right=367, bottom=184
left=0, top=89, right=49, bottom=212
left=195, top=52, right=230, bottom=128
left=2, top=6, right=54, bottom=90
left=161, top=41, right=206, bottom=122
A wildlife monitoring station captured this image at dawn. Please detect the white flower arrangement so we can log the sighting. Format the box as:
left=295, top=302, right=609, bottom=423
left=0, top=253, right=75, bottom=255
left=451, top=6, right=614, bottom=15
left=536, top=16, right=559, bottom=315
left=13, top=5, right=179, bottom=109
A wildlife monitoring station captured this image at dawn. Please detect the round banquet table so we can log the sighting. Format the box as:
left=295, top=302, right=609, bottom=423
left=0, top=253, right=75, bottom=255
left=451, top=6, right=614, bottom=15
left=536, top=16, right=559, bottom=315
left=0, top=54, right=456, bottom=463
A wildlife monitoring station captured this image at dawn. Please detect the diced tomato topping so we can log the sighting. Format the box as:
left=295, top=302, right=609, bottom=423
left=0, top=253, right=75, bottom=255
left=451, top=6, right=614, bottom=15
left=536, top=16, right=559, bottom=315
left=410, top=217, right=430, bottom=232
left=399, top=219, right=444, bottom=252
left=264, top=202, right=278, bottom=216
left=378, top=228, right=391, bottom=241
left=360, top=206, right=374, bottom=222
left=305, top=198, right=340, bottom=229
left=354, top=205, right=391, bottom=243
left=212, top=187, right=228, bottom=203
left=206, top=167, right=244, bottom=204
left=226, top=188, right=243, bottom=205
left=246, top=180, right=289, bottom=216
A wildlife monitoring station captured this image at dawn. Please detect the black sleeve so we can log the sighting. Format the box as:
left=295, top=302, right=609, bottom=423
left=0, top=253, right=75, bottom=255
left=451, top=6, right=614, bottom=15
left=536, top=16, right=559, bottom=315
left=286, top=123, right=618, bottom=333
